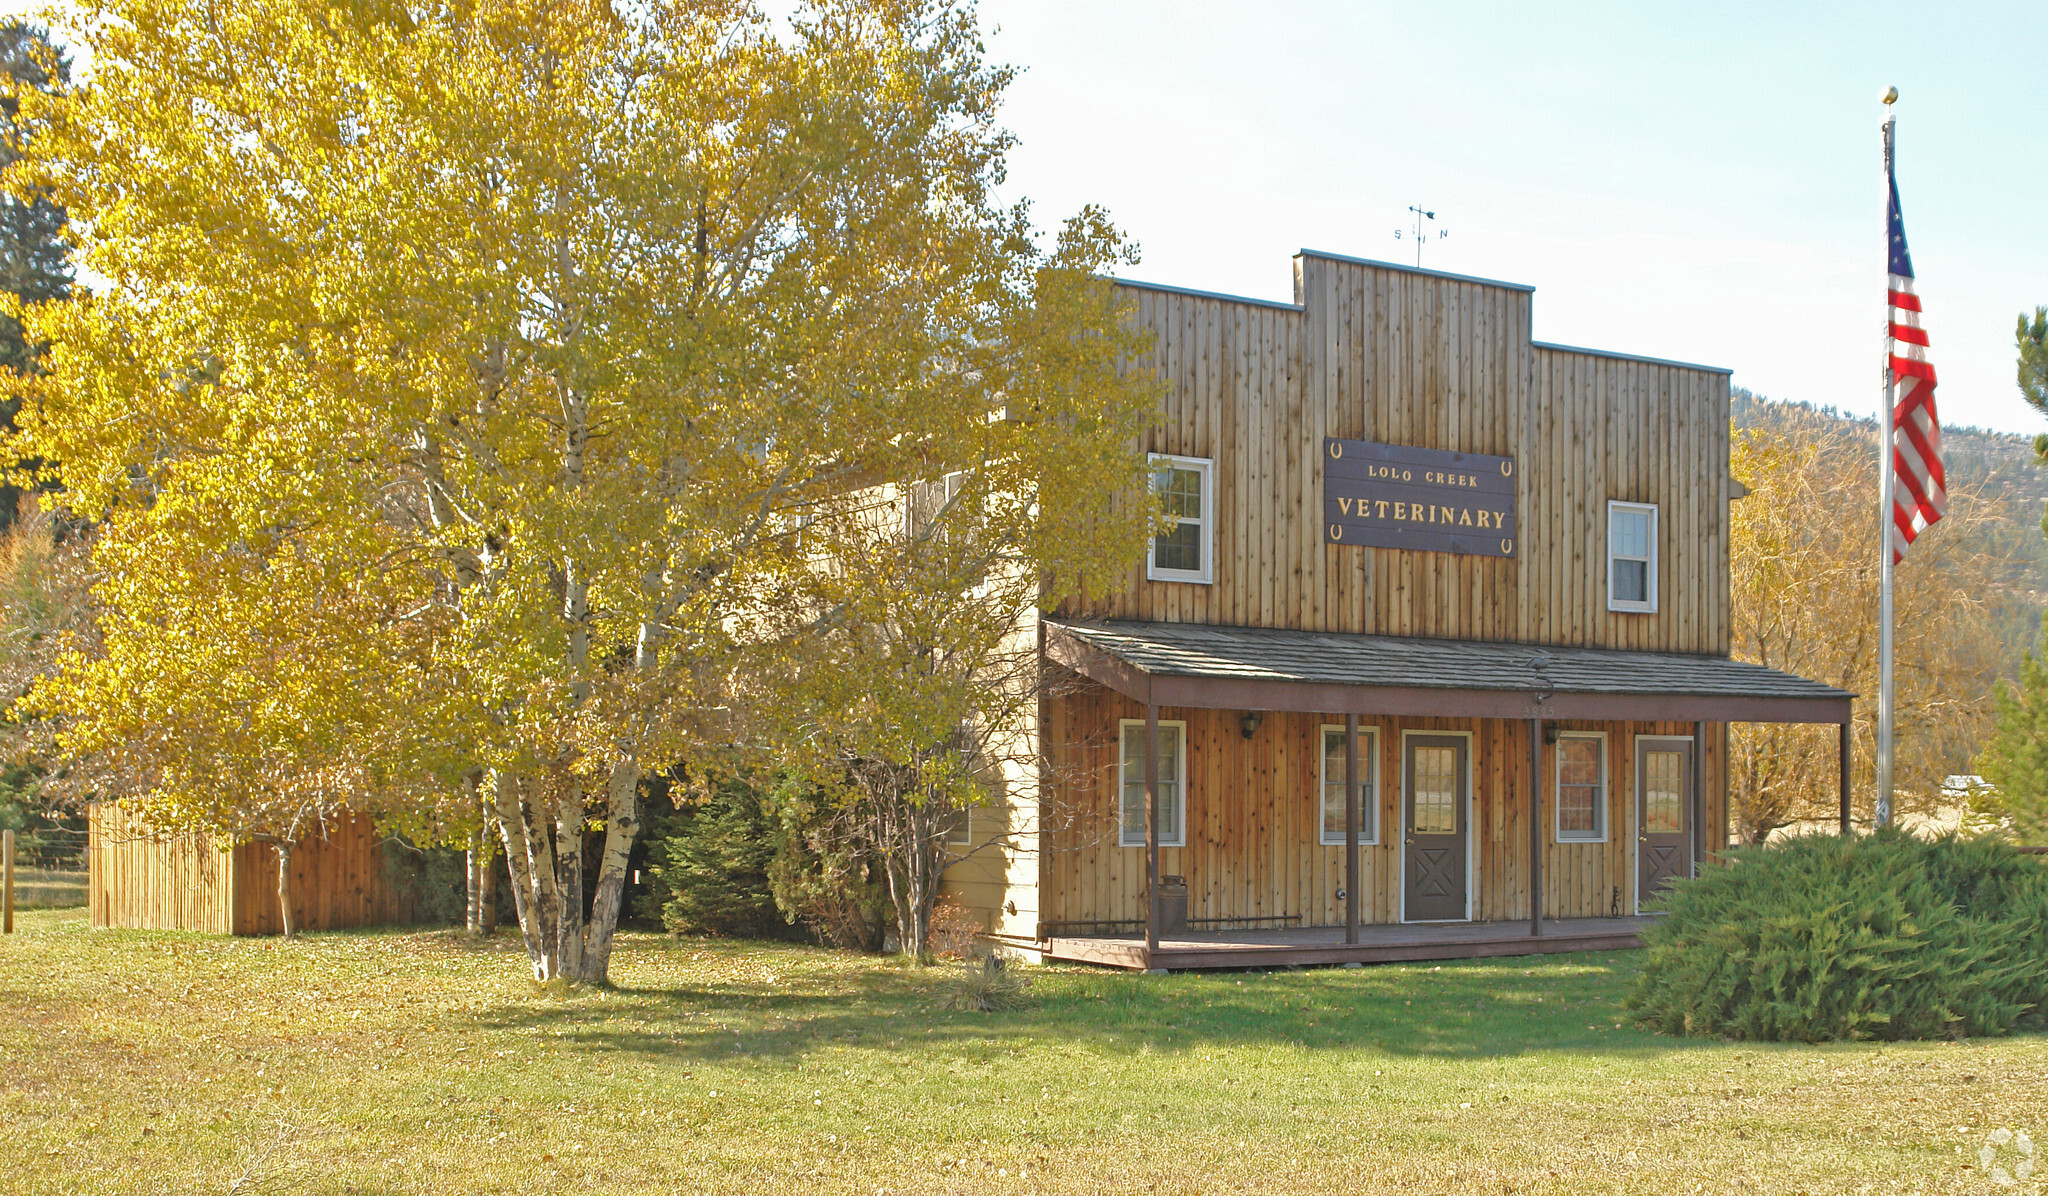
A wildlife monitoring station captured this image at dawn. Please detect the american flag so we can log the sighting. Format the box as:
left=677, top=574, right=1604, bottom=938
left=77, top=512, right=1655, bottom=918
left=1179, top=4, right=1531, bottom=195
left=1886, top=167, right=1944, bottom=562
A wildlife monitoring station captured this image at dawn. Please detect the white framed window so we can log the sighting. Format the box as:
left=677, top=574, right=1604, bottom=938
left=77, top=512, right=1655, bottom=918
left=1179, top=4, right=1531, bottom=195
left=1318, top=724, right=1380, bottom=845
left=1118, top=718, right=1187, bottom=847
left=1607, top=501, right=1658, bottom=612
left=1554, top=731, right=1608, bottom=843
left=906, top=470, right=969, bottom=539
left=1147, top=454, right=1214, bottom=584
left=906, top=469, right=991, bottom=595
left=942, top=805, right=972, bottom=847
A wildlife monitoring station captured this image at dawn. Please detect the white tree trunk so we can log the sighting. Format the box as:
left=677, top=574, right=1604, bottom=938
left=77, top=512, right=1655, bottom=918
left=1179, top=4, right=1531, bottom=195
left=464, top=772, right=484, bottom=935
left=582, top=763, right=642, bottom=984
left=275, top=841, right=296, bottom=940
left=492, top=771, right=568, bottom=982
left=489, top=766, right=643, bottom=985
left=480, top=841, right=498, bottom=935
left=553, top=783, right=586, bottom=982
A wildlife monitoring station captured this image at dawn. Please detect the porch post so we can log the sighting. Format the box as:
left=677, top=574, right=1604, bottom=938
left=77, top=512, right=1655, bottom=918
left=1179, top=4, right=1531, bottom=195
left=1838, top=720, right=1852, bottom=835
left=1145, top=703, right=1160, bottom=956
left=1692, top=719, right=1708, bottom=876
left=1528, top=718, right=1543, bottom=937
left=1344, top=713, right=1360, bottom=946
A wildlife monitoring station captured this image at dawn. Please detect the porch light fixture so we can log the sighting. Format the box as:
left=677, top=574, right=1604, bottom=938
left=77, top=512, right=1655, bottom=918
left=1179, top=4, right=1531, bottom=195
left=1241, top=710, right=1264, bottom=739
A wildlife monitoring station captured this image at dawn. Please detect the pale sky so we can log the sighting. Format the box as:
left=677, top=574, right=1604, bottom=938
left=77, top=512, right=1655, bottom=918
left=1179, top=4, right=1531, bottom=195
left=10, top=1, right=2044, bottom=435
left=983, top=1, right=2048, bottom=436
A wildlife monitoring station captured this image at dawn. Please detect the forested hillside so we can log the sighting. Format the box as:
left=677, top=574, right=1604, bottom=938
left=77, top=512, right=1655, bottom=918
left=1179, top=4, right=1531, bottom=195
left=1732, top=388, right=2048, bottom=671
left=1723, top=389, right=2048, bottom=835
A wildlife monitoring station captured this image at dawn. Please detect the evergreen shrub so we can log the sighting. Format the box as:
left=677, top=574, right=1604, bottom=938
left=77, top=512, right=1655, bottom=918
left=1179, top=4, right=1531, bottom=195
left=1628, top=831, right=2048, bottom=1041
left=643, top=777, right=785, bottom=939
left=638, top=774, right=890, bottom=948
left=761, top=779, right=890, bottom=952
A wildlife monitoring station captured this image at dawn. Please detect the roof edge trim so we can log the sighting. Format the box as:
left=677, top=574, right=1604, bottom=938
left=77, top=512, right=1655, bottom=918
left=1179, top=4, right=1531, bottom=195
left=1295, top=249, right=1537, bottom=293
left=1533, top=341, right=1734, bottom=376
left=1110, top=276, right=1305, bottom=312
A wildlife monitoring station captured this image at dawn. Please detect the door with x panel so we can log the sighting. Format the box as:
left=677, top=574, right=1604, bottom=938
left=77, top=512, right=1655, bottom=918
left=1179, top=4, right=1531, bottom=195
left=1403, top=735, right=1469, bottom=922
left=1636, top=738, right=1693, bottom=908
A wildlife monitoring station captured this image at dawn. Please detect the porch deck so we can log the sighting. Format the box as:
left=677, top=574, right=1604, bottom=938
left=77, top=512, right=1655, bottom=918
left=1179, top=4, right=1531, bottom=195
left=1045, top=916, right=1654, bottom=972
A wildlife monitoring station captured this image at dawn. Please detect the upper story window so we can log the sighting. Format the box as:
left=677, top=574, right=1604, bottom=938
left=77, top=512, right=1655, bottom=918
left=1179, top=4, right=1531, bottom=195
left=1147, top=454, right=1214, bottom=584
left=1607, top=501, right=1658, bottom=613
left=906, top=469, right=988, bottom=593
left=906, top=470, right=968, bottom=538
left=1118, top=719, right=1187, bottom=847
left=1554, top=732, right=1607, bottom=842
left=1318, top=724, right=1379, bottom=845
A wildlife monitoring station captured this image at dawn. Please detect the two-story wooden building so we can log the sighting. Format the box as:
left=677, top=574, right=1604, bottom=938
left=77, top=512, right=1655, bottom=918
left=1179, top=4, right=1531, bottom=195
left=940, top=249, right=1852, bottom=970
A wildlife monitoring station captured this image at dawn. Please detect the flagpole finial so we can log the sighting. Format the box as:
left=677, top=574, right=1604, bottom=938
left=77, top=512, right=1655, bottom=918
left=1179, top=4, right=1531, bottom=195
left=1882, top=86, right=1899, bottom=105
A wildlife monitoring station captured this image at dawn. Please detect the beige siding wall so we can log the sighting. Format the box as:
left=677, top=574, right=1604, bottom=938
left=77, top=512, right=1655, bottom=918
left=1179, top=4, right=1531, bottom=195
left=89, top=804, right=237, bottom=934
left=935, top=606, right=1044, bottom=942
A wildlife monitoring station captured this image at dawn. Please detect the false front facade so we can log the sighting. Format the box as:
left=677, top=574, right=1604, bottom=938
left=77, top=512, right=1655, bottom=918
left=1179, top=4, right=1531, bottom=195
left=941, top=249, right=1850, bottom=970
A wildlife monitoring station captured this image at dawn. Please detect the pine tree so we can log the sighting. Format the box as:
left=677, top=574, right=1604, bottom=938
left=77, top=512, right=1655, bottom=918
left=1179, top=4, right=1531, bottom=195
left=647, top=778, right=781, bottom=939
left=2020, top=307, right=2048, bottom=463
left=0, top=22, right=72, bottom=528
left=1974, top=616, right=2048, bottom=843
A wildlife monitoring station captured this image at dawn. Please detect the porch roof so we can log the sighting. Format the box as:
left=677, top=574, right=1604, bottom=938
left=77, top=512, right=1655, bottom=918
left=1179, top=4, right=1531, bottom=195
left=1043, top=619, right=1853, bottom=724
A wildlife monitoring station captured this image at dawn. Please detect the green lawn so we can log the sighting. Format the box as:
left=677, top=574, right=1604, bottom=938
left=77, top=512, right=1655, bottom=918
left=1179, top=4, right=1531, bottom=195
left=2, top=909, right=2041, bottom=1194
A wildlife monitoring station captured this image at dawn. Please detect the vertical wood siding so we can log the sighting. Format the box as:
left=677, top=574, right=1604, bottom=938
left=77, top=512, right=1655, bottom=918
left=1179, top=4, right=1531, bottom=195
left=89, top=805, right=423, bottom=934
left=89, top=803, right=237, bottom=934
left=1065, top=254, right=1732, bottom=655
left=1038, top=679, right=1726, bottom=929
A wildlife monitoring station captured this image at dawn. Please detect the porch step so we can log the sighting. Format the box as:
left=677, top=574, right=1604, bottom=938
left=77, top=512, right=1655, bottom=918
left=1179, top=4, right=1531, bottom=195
left=1044, top=916, right=1650, bottom=972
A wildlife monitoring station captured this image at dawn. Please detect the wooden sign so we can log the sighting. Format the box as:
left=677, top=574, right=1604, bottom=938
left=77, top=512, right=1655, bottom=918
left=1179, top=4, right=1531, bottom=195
left=1323, top=438, right=1517, bottom=557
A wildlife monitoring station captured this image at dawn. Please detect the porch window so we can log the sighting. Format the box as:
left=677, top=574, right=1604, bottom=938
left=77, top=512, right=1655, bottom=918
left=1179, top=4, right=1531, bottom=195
left=1554, top=732, right=1607, bottom=842
left=1318, top=725, right=1379, bottom=845
left=1118, top=719, right=1186, bottom=847
left=1607, top=501, right=1657, bottom=612
left=1643, top=749, right=1685, bottom=833
left=1147, top=454, right=1213, bottom=584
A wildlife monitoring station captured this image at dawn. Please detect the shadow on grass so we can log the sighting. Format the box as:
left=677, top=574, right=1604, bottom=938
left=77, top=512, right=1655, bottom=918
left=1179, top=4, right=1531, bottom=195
left=21, top=912, right=1731, bottom=1065
left=454, top=935, right=1726, bottom=1065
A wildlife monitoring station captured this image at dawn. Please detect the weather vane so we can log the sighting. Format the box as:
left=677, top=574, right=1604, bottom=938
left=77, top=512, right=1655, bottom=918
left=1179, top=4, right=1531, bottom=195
left=1393, top=206, right=1449, bottom=268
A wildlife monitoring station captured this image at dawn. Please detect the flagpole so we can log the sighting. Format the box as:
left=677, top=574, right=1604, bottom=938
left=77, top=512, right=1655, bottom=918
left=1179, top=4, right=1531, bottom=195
left=1876, top=90, right=1898, bottom=831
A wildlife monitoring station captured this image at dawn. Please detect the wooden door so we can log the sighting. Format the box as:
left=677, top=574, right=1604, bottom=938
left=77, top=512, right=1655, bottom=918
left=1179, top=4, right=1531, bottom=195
left=1403, top=735, right=1468, bottom=922
left=1636, top=739, right=1693, bottom=908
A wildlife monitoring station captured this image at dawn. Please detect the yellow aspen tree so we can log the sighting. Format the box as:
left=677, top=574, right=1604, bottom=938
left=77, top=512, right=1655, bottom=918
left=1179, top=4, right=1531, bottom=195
left=736, top=252, right=1164, bottom=954
left=3, top=0, right=1157, bottom=979
left=1727, top=413, right=2015, bottom=841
